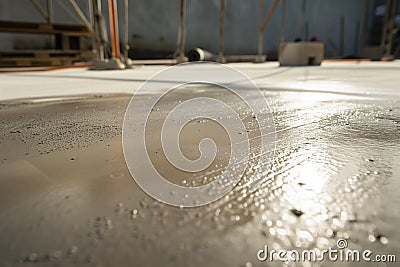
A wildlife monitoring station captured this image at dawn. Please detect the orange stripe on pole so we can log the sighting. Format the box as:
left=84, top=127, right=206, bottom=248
left=108, top=0, right=120, bottom=58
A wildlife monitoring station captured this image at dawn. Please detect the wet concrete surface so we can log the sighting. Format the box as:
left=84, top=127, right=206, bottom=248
left=0, top=65, right=400, bottom=266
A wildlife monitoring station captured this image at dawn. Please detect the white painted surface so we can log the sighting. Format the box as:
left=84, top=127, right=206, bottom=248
left=1, top=61, right=400, bottom=102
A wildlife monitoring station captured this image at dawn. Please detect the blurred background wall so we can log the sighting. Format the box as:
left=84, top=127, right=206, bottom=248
left=0, top=0, right=367, bottom=58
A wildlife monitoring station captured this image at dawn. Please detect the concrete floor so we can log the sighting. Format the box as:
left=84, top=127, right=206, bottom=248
left=0, top=61, right=399, bottom=266
left=1, top=61, right=400, bottom=102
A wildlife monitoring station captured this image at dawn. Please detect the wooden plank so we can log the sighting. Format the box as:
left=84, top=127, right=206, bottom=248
left=0, top=20, right=92, bottom=36
left=0, top=56, right=82, bottom=67
left=0, top=49, right=95, bottom=58
left=0, top=56, right=80, bottom=61
left=0, top=49, right=82, bottom=53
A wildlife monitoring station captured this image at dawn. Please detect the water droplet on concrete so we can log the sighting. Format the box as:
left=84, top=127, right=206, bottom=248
left=378, top=235, right=389, bottom=245
left=231, top=215, right=240, bottom=221
left=368, top=234, right=376, bottom=242
left=131, top=209, right=138, bottom=215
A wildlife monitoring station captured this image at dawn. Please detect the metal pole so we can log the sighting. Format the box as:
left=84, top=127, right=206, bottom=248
left=30, top=0, right=49, bottom=21
left=68, top=0, right=94, bottom=33
left=108, top=0, right=120, bottom=58
left=384, top=0, right=397, bottom=56
left=380, top=0, right=391, bottom=51
left=257, top=0, right=264, bottom=61
left=280, top=0, right=286, bottom=44
left=260, top=0, right=280, bottom=32
left=218, top=0, right=225, bottom=63
left=94, top=0, right=105, bottom=61
left=47, top=0, right=53, bottom=24
left=257, top=0, right=279, bottom=62
left=123, top=0, right=130, bottom=63
left=88, top=0, right=98, bottom=57
left=176, top=0, right=187, bottom=63
left=88, top=0, right=94, bottom=26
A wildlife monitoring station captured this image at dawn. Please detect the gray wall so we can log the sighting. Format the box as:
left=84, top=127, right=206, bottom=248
left=0, top=0, right=366, bottom=58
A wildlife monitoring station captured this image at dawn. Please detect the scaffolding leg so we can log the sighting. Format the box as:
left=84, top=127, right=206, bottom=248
left=122, top=0, right=131, bottom=68
left=93, top=0, right=125, bottom=69
left=176, top=0, right=187, bottom=63
left=218, top=0, right=226, bottom=63
left=256, top=0, right=265, bottom=63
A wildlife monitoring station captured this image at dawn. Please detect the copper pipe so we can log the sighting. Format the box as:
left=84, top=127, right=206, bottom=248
left=108, top=0, right=120, bottom=58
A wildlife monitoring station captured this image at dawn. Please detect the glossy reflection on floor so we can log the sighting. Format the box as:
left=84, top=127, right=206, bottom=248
left=0, top=88, right=399, bottom=267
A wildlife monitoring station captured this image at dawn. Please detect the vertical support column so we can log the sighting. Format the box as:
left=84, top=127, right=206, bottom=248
left=122, top=0, right=131, bottom=65
left=383, top=0, right=397, bottom=57
left=257, top=0, right=279, bottom=63
left=108, top=0, right=120, bottom=59
left=47, top=0, right=53, bottom=24
left=93, top=0, right=124, bottom=69
left=88, top=0, right=98, bottom=57
left=218, top=0, right=226, bottom=63
left=176, top=0, right=187, bottom=63
left=93, top=0, right=105, bottom=61
left=88, top=0, right=94, bottom=26
left=256, top=0, right=265, bottom=63
left=380, top=0, right=391, bottom=51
